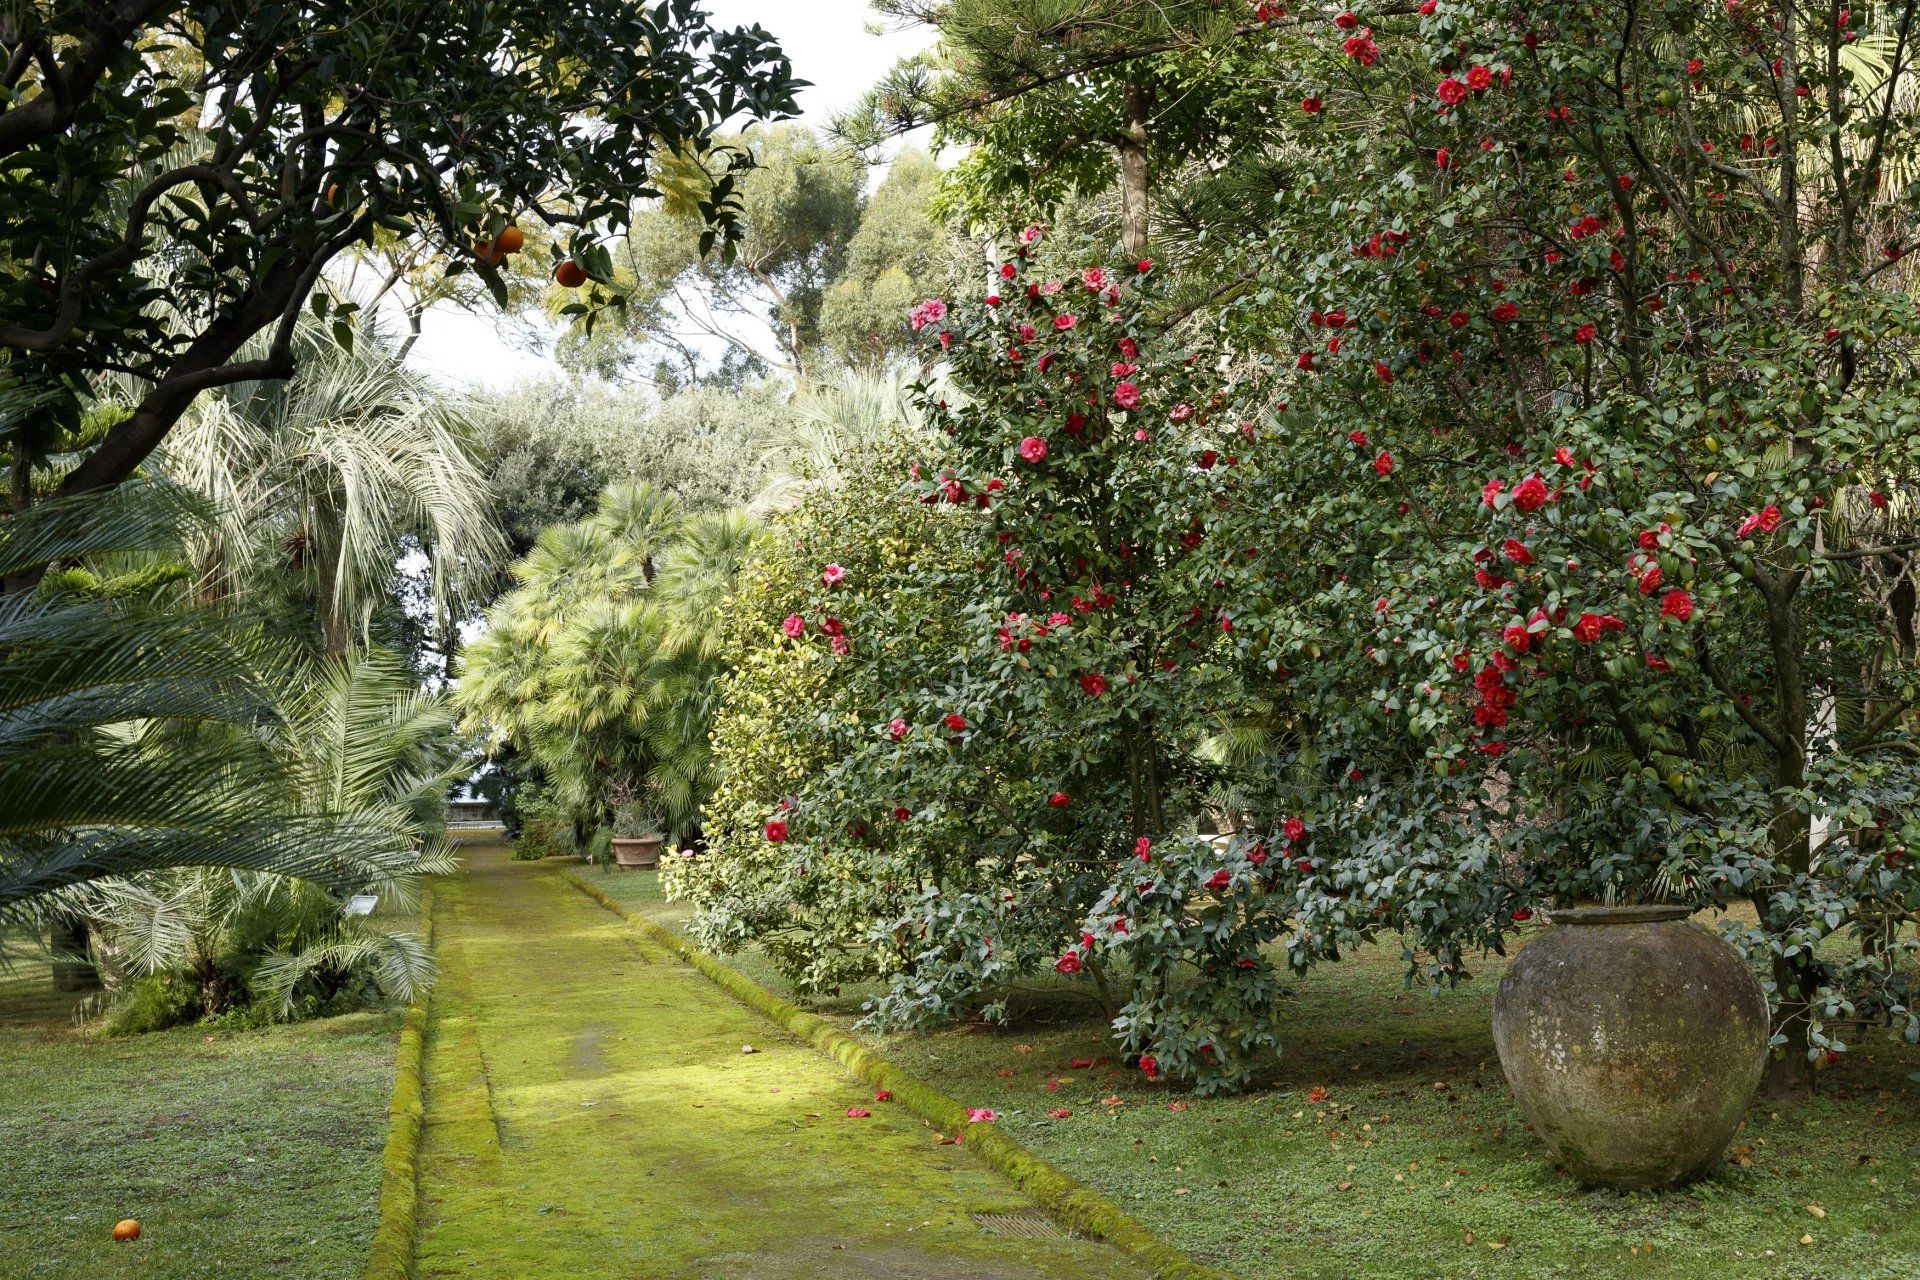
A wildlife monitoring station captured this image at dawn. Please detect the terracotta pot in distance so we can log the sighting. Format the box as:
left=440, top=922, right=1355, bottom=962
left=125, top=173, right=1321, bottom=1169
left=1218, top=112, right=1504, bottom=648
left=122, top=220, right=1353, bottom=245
left=610, top=833, right=666, bottom=869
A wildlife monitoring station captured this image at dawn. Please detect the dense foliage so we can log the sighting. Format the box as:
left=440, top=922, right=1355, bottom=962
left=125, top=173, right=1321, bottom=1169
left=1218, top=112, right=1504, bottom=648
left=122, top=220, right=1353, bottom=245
left=1, top=0, right=797, bottom=505
left=455, top=486, right=757, bottom=845
left=687, top=1, right=1920, bottom=1094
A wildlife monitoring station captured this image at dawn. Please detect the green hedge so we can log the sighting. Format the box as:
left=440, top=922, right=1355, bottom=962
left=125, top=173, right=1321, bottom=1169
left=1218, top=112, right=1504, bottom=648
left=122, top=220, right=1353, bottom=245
left=363, top=885, right=434, bottom=1280
left=559, top=870, right=1229, bottom=1280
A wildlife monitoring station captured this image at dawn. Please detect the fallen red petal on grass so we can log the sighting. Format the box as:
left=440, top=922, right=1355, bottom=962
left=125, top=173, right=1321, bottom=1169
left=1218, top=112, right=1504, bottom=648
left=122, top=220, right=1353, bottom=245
left=845, top=1107, right=871, bottom=1118
left=874, top=1089, right=891, bottom=1101
left=1048, top=1108, right=1073, bottom=1119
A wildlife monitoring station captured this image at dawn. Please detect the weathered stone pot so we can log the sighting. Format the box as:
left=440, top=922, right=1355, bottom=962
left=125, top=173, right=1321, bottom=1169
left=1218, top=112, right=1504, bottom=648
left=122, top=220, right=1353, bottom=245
left=1491, top=905, right=1768, bottom=1189
left=610, top=834, right=665, bottom=869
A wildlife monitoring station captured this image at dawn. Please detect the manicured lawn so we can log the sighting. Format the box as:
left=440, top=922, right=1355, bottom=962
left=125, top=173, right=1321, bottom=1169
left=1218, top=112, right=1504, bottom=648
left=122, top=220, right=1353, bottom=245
left=577, top=860, right=1920, bottom=1280
left=0, top=949, right=399, bottom=1279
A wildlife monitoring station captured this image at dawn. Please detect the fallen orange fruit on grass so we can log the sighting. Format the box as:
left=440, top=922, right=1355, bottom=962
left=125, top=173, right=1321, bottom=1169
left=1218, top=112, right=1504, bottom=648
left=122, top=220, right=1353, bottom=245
left=112, top=1219, right=141, bottom=1242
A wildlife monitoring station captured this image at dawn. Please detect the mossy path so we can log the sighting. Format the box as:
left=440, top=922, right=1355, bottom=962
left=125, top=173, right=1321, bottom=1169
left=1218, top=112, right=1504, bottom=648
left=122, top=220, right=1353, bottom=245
left=414, top=840, right=1149, bottom=1279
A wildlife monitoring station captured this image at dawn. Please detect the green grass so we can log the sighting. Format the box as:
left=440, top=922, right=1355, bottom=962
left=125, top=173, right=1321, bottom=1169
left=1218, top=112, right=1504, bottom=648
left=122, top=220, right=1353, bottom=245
left=0, top=949, right=399, bottom=1278
left=575, top=861, right=1920, bottom=1280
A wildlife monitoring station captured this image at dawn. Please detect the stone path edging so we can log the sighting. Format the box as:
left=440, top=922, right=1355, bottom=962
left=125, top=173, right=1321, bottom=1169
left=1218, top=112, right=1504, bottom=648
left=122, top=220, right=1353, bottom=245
left=557, top=869, right=1231, bottom=1280
left=363, top=884, right=434, bottom=1280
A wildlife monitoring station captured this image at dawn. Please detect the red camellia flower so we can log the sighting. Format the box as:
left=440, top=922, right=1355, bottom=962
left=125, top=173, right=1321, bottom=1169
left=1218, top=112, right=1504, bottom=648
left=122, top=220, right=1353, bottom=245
left=1660, top=589, right=1695, bottom=622
left=1871, top=490, right=1889, bottom=509
left=1049, top=791, right=1071, bottom=808
left=1018, top=435, right=1049, bottom=463
left=1437, top=76, right=1468, bottom=105
left=1113, top=381, right=1142, bottom=409
left=1375, top=360, right=1394, bottom=382
left=1491, top=301, right=1519, bottom=322
left=1737, top=505, right=1784, bottom=537
left=893, top=806, right=911, bottom=821
left=1135, top=836, right=1153, bottom=862
left=1334, top=10, right=1359, bottom=28
left=1511, top=473, right=1549, bottom=512
left=781, top=613, right=805, bottom=639
left=765, top=819, right=789, bottom=843
left=1572, top=612, right=1624, bottom=642
left=1307, top=1085, right=1329, bottom=1103
left=1466, top=64, right=1493, bottom=91
left=1301, top=95, right=1322, bottom=113
left=1502, top=538, right=1533, bottom=565
left=1574, top=322, right=1598, bottom=343
left=1511, top=907, right=1534, bottom=922
left=888, top=717, right=908, bottom=741
left=1055, top=951, right=1084, bottom=975
left=1080, top=672, right=1108, bottom=697
left=944, top=712, right=967, bottom=733
left=1206, top=868, right=1231, bottom=890
left=1283, top=816, right=1307, bottom=843
left=1373, top=451, right=1393, bottom=476
left=1502, top=620, right=1531, bottom=653
left=1449, top=310, right=1470, bottom=329
left=1139, top=1056, right=1160, bottom=1080
left=822, top=563, right=847, bottom=586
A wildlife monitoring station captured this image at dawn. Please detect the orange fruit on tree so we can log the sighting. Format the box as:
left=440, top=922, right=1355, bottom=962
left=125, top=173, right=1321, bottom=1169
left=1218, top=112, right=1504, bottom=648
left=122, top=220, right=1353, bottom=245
left=494, top=224, right=525, bottom=255
left=554, top=260, right=588, bottom=288
left=472, top=238, right=505, bottom=266
left=112, top=1219, right=141, bottom=1242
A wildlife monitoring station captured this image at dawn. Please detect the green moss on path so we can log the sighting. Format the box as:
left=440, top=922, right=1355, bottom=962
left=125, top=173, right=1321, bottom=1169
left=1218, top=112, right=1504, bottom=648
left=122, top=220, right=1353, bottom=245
left=415, top=840, right=1148, bottom=1279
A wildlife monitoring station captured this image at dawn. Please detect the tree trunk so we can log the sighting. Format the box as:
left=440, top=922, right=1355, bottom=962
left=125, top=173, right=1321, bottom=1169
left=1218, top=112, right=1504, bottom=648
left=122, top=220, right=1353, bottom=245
left=1117, top=81, right=1153, bottom=259
left=49, top=916, right=101, bottom=992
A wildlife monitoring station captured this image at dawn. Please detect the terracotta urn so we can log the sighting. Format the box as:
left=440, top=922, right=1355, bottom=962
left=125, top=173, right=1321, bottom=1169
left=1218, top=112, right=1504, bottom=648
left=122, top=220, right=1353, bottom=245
left=1491, top=905, right=1769, bottom=1189
left=610, top=833, right=665, bottom=869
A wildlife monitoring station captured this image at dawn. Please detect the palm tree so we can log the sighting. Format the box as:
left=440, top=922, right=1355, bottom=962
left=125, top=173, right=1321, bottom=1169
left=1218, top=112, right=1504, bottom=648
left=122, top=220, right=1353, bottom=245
left=0, top=477, right=429, bottom=920
left=455, top=488, right=759, bottom=843
left=80, top=650, right=458, bottom=1018
left=752, top=368, right=926, bottom=510
left=159, top=322, right=505, bottom=655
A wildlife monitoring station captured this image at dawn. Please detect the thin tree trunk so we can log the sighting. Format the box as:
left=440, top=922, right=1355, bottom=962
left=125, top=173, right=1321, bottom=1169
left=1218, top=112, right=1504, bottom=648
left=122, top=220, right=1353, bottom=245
left=1118, top=81, right=1153, bottom=259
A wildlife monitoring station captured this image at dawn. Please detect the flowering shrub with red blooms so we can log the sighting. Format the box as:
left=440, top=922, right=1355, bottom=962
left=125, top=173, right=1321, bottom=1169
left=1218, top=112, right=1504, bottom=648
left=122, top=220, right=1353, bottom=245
left=669, top=433, right=1044, bottom=995
left=1186, top=0, right=1920, bottom=1089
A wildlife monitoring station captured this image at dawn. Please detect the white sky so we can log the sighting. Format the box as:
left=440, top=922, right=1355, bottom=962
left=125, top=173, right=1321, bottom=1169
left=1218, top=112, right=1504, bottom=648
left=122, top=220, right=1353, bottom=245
left=402, top=1, right=931, bottom=390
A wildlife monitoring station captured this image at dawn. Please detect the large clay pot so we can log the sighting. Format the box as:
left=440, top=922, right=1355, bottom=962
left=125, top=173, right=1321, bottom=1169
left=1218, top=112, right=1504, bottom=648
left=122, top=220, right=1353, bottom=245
left=1491, top=905, right=1768, bottom=1189
left=610, top=833, right=665, bottom=869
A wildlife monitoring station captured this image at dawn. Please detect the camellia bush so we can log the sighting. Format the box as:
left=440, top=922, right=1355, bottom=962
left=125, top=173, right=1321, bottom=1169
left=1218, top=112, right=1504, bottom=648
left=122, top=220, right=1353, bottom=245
left=682, top=233, right=1334, bottom=1090
left=689, top=3, right=1920, bottom=1094
left=1170, top=0, right=1920, bottom=1092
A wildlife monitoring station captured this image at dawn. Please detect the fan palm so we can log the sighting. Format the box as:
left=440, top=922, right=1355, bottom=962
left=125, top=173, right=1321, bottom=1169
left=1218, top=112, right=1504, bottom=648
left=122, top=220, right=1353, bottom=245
left=455, top=487, right=759, bottom=841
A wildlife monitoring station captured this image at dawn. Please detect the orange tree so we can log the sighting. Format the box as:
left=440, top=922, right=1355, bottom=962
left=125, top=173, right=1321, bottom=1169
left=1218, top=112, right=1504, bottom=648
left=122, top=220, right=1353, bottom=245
left=0, top=0, right=798, bottom=521
left=1181, top=0, right=1920, bottom=1093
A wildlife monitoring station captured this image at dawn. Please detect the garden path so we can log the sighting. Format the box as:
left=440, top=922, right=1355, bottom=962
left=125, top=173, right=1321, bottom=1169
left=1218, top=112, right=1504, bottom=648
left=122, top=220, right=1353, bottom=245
left=413, top=839, right=1147, bottom=1279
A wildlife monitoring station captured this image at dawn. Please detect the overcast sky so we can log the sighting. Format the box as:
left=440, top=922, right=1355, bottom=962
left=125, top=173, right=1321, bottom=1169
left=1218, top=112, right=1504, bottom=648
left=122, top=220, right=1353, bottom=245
left=402, top=1, right=930, bottom=389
